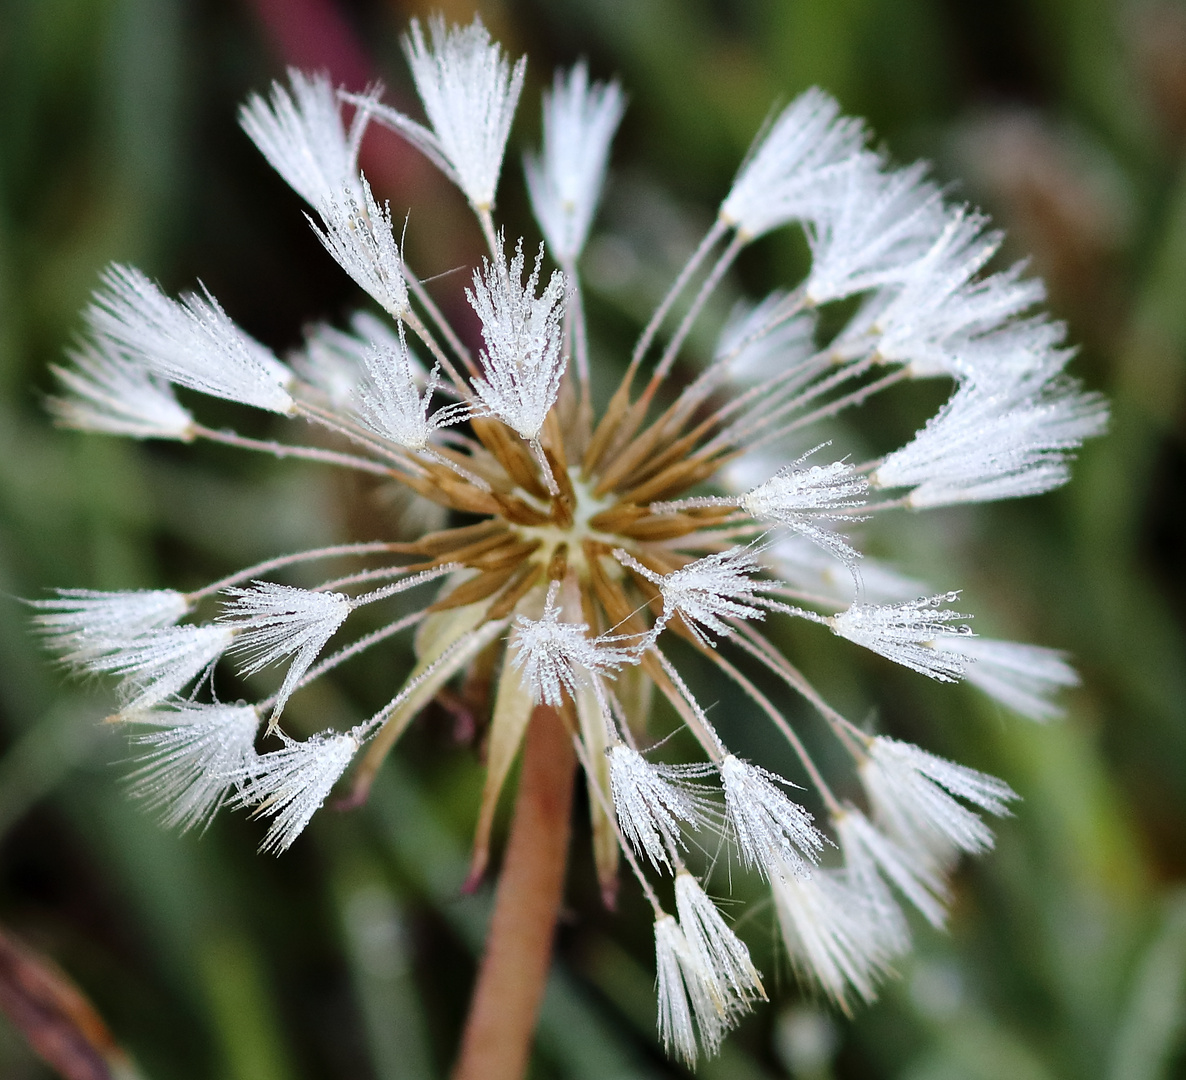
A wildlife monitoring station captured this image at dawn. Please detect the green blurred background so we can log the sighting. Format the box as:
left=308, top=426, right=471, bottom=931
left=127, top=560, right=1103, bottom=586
left=1, top=0, right=1184, bottom=1077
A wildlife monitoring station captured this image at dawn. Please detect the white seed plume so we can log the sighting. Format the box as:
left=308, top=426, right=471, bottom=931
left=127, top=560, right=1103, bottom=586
left=935, top=635, right=1079, bottom=721
left=86, top=265, right=295, bottom=415
left=365, top=15, right=525, bottom=211
left=509, top=584, right=634, bottom=707
left=467, top=238, right=567, bottom=441
left=289, top=311, right=404, bottom=409
left=654, top=914, right=725, bottom=1065
left=713, top=292, right=817, bottom=385
left=49, top=337, right=195, bottom=441
left=861, top=736, right=1017, bottom=864
left=236, top=729, right=359, bottom=853
left=618, top=546, right=772, bottom=647
left=221, top=582, right=352, bottom=724
left=871, top=209, right=1045, bottom=369
left=908, top=312, right=1071, bottom=382
left=674, top=872, right=766, bottom=1012
left=88, top=624, right=234, bottom=711
left=760, top=533, right=928, bottom=605
left=835, top=806, right=947, bottom=931
left=525, top=63, right=625, bottom=265
left=772, top=863, right=899, bottom=1008
left=873, top=375, right=1108, bottom=507
left=720, top=88, right=867, bottom=239
left=29, top=587, right=189, bottom=667
left=804, top=159, right=946, bottom=304
left=609, top=744, right=715, bottom=872
left=831, top=592, right=974, bottom=681
left=239, top=69, right=371, bottom=209
left=352, top=323, right=469, bottom=451
left=740, top=445, right=867, bottom=563
left=831, top=813, right=911, bottom=955
left=126, top=702, right=260, bottom=832
left=720, top=755, right=824, bottom=879
left=311, top=175, right=410, bottom=319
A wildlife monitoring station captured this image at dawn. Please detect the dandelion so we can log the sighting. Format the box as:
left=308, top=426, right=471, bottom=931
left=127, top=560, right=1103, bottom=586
left=239, top=68, right=370, bottom=210
left=311, top=175, right=411, bottom=321
left=773, top=863, right=900, bottom=1010
left=509, top=581, right=634, bottom=708
left=235, top=729, right=360, bottom=853
left=220, top=582, right=352, bottom=727
left=49, top=337, right=196, bottom=441
left=720, top=755, right=825, bottom=879
left=289, top=311, right=400, bottom=409
left=85, top=264, right=295, bottom=415
left=35, top=15, right=1102, bottom=1070
left=739, top=445, right=868, bottom=564
left=87, top=625, right=234, bottom=711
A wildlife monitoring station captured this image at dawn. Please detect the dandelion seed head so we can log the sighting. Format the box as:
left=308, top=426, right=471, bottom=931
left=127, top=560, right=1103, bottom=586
left=239, top=69, right=370, bottom=210
left=311, top=175, right=410, bottom=320
left=720, top=88, right=867, bottom=240
left=85, top=265, right=295, bottom=415
left=34, top=26, right=1103, bottom=1062
left=49, top=338, right=195, bottom=441
left=772, top=865, right=899, bottom=1008
left=861, top=736, right=1017, bottom=864
left=674, top=872, right=765, bottom=1012
left=510, top=583, right=633, bottom=706
left=618, top=547, right=772, bottom=647
left=29, top=587, right=190, bottom=667
left=940, top=636, right=1079, bottom=721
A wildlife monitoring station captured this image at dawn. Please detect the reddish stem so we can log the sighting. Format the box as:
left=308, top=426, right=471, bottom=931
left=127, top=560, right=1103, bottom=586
left=451, top=705, right=576, bottom=1080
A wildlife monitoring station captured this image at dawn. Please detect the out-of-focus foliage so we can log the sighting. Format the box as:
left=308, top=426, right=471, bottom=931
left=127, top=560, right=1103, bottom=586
left=0, top=0, right=1182, bottom=1077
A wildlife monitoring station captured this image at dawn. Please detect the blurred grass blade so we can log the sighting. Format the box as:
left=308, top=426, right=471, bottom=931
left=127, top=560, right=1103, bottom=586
left=0, top=701, right=103, bottom=843
left=196, top=933, right=297, bottom=1080
left=331, top=860, right=436, bottom=1080
left=1109, top=890, right=1186, bottom=1080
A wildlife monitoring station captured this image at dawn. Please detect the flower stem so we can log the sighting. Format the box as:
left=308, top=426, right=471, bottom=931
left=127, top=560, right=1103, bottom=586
left=451, top=704, right=576, bottom=1080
